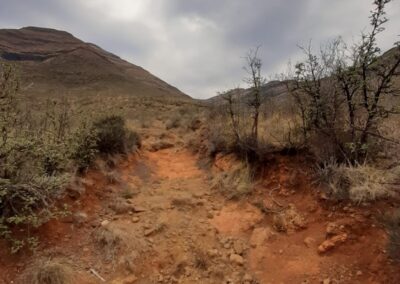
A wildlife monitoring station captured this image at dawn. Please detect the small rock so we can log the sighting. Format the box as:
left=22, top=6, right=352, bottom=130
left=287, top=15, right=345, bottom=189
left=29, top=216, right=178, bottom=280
left=208, top=249, right=219, bottom=257
left=144, top=228, right=155, bottom=237
left=242, top=273, right=252, bottom=282
left=318, top=233, right=348, bottom=254
left=132, top=217, right=140, bottom=223
left=250, top=227, right=276, bottom=248
left=101, top=220, right=110, bottom=227
left=326, top=222, right=339, bottom=236
left=193, top=191, right=204, bottom=198
left=233, top=240, right=245, bottom=255
left=73, top=212, right=88, bottom=225
left=229, top=254, right=244, bottom=265
left=356, top=270, right=363, bottom=276
left=132, top=206, right=147, bottom=213
left=304, top=237, right=316, bottom=248
left=322, top=278, right=331, bottom=284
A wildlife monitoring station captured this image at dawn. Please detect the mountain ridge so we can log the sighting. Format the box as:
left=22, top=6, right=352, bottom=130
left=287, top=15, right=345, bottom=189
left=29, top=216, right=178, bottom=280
left=0, top=26, right=189, bottom=99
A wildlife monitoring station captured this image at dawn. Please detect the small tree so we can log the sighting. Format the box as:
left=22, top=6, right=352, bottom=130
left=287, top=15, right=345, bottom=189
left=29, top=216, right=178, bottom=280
left=287, top=0, right=400, bottom=163
left=244, top=47, right=266, bottom=145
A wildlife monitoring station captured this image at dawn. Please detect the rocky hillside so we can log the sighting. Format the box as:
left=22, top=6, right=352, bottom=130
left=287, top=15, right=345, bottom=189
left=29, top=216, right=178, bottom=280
left=0, top=27, right=189, bottom=99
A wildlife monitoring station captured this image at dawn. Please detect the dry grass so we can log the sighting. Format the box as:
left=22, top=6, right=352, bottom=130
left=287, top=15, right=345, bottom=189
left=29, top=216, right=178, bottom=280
left=26, top=259, right=72, bottom=284
left=193, top=249, right=209, bottom=270
left=317, top=161, right=400, bottom=203
left=93, top=227, right=123, bottom=261
left=211, top=163, right=254, bottom=200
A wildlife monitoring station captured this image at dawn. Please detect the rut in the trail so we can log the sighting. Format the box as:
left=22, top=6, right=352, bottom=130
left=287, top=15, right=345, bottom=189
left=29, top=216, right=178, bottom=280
left=104, top=147, right=255, bottom=284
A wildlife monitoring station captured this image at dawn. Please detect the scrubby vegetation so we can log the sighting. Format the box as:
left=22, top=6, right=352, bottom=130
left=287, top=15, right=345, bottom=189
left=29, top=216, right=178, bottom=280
left=208, top=0, right=400, bottom=205
left=0, top=61, right=140, bottom=252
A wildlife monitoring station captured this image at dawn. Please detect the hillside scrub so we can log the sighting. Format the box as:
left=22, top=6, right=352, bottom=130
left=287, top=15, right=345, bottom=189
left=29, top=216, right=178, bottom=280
left=286, top=0, right=400, bottom=164
left=208, top=0, right=399, bottom=202
left=0, top=61, right=140, bottom=252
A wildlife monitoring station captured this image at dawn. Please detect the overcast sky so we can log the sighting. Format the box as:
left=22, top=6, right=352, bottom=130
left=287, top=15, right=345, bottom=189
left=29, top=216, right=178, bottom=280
left=0, top=0, right=399, bottom=99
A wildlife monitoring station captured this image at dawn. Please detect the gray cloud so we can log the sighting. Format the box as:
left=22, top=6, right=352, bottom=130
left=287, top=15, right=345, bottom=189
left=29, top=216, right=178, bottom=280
left=0, top=0, right=399, bottom=99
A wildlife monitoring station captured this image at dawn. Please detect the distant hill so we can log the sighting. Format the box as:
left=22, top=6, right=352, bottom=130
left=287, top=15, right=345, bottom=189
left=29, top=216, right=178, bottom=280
left=206, top=80, right=287, bottom=105
left=207, top=46, right=399, bottom=105
left=0, top=27, right=189, bottom=99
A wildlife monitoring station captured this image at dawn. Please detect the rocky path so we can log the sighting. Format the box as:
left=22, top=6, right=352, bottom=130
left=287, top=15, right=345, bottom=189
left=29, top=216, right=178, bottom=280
left=104, top=147, right=254, bottom=284
left=2, top=133, right=399, bottom=283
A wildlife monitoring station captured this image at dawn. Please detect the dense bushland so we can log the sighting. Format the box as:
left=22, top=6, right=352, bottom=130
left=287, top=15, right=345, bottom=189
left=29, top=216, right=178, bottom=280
left=0, top=61, right=140, bottom=252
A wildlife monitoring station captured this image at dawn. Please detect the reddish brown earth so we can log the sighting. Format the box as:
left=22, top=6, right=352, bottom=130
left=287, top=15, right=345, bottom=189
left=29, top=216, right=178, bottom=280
left=0, top=133, right=399, bottom=283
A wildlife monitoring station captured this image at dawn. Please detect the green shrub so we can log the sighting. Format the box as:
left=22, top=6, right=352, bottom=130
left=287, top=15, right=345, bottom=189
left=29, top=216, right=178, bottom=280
left=69, top=124, right=99, bottom=172
left=0, top=174, right=69, bottom=252
left=93, top=115, right=126, bottom=154
left=91, top=115, right=140, bottom=155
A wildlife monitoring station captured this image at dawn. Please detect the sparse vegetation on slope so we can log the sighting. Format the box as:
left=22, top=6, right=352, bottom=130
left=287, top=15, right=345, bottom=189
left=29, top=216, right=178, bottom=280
left=0, top=61, right=140, bottom=252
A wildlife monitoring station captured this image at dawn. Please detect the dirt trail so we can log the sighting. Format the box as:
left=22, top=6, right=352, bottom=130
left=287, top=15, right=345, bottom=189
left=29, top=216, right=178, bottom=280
left=1, top=131, right=399, bottom=283
left=104, top=147, right=253, bottom=283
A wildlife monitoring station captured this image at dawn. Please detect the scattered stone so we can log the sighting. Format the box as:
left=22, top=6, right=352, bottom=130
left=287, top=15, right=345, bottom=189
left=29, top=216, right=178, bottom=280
left=326, top=222, right=340, bottom=236
left=132, top=217, right=140, bottom=223
left=207, top=249, right=219, bottom=257
left=101, top=220, right=110, bottom=227
left=250, top=227, right=276, bottom=248
left=229, top=254, right=244, bottom=265
left=318, top=233, right=348, bottom=254
left=304, top=237, right=316, bottom=248
left=233, top=240, right=245, bottom=255
left=356, top=270, right=363, bottom=276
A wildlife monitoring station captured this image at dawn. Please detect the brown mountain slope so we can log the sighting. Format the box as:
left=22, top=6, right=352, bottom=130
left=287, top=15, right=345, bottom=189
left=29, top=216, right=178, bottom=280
left=0, top=26, right=189, bottom=99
